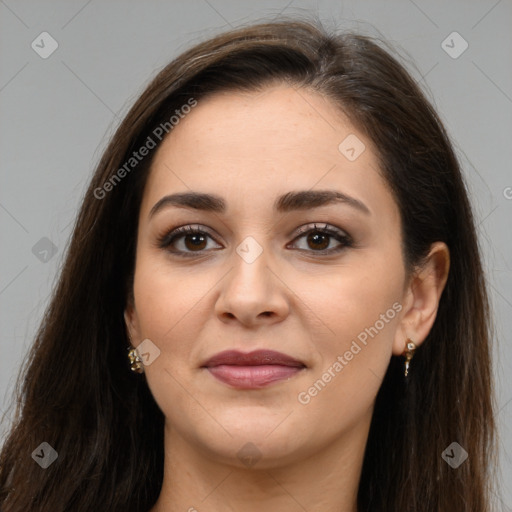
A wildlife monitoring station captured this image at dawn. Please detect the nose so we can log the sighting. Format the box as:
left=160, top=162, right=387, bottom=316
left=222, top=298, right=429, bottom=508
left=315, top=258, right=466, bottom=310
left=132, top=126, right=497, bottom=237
left=214, top=242, right=289, bottom=327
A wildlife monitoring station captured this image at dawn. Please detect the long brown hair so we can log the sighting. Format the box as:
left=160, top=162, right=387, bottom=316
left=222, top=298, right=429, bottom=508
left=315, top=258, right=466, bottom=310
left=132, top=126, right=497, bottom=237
left=0, top=17, right=497, bottom=511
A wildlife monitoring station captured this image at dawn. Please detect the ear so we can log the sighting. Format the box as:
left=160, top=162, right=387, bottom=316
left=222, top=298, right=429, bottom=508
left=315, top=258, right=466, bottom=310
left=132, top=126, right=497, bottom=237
left=392, top=241, right=450, bottom=356
left=124, top=299, right=142, bottom=347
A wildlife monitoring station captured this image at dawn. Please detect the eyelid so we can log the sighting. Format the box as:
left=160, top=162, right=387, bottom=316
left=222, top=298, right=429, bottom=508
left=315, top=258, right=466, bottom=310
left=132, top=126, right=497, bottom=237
left=157, top=222, right=353, bottom=256
left=292, top=222, right=349, bottom=239
left=287, top=222, right=353, bottom=252
left=156, top=224, right=219, bottom=249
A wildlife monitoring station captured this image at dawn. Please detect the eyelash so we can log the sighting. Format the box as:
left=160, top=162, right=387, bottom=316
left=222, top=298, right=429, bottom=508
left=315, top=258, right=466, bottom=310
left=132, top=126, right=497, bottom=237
left=156, top=223, right=353, bottom=258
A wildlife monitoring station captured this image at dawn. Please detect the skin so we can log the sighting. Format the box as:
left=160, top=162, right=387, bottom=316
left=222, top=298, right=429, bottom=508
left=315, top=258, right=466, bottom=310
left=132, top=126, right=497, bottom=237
left=125, top=83, right=450, bottom=512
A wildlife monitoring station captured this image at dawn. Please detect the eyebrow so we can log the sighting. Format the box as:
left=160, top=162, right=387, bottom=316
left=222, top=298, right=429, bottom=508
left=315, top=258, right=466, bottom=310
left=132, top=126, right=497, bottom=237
left=149, top=189, right=371, bottom=218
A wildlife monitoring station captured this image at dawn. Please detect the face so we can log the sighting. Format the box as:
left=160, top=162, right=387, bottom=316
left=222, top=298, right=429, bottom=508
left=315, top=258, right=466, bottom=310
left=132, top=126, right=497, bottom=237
left=125, top=84, right=409, bottom=468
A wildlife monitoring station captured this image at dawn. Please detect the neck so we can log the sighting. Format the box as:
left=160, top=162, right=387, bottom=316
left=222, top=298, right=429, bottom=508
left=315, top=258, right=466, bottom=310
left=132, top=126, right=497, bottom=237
left=149, top=415, right=371, bottom=512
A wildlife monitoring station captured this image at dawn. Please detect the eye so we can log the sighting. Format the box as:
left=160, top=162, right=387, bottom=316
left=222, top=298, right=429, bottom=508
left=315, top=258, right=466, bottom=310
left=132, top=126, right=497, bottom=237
left=157, top=222, right=353, bottom=257
left=157, top=225, right=221, bottom=257
left=288, top=223, right=353, bottom=254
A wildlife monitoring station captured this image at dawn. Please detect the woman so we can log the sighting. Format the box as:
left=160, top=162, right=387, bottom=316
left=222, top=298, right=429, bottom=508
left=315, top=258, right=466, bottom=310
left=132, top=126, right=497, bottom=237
left=0, top=18, right=497, bottom=511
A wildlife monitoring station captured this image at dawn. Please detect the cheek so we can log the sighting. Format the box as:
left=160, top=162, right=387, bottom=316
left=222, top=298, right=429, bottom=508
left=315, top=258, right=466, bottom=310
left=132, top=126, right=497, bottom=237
left=131, top=254, right=212, bottom=418
left=131, top=249, right=225, bottom=387
left=294, top=265, right=404, bottom=432
left=304, top=245, right=405, bottom=382
left=310, top=249, right=403, bottom=336
left=133, top=251, right=203, bottom=336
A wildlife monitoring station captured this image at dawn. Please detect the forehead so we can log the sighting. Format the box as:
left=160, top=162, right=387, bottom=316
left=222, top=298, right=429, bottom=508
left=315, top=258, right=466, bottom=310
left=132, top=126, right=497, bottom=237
left=141, top=84, right=397, bottom=221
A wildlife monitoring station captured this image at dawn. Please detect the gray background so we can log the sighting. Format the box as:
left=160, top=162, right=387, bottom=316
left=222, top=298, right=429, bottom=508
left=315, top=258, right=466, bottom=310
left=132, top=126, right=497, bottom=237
left=1, top=0, right=511, bottom=507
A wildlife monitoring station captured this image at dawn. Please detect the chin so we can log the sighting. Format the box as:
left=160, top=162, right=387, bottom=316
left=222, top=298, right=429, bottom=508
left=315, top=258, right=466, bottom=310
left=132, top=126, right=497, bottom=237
left=186, top=413, right=313, bottom=470
left=202, top=433, right=306, bottom=470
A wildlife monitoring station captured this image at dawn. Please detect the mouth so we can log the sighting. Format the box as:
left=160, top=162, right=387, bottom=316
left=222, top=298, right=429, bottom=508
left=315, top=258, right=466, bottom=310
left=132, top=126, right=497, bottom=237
left=201, top=349, right=307, bottom=389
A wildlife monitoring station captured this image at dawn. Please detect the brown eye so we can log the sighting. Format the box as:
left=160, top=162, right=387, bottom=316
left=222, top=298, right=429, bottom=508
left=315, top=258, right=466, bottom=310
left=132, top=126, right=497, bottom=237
left=289, top=223, right=353, bottom=254
left=157, top=225, right=221, bottom=256
left=183, top=233, right=208, bottom=251
left=306, top=231, right=330, bottom=251
left=158, top=223, right=352, bottom=258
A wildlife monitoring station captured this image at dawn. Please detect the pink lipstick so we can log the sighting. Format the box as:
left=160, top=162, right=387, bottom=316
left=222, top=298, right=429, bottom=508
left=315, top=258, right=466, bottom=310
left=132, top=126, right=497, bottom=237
left=201, top=349, right=306, bottom=389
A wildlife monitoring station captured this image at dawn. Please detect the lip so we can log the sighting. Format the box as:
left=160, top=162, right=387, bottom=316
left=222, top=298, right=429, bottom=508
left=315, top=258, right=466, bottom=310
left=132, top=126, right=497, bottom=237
left=201, top=349, right=306, bottom=389
left=202, top=349, right=305, bottom=368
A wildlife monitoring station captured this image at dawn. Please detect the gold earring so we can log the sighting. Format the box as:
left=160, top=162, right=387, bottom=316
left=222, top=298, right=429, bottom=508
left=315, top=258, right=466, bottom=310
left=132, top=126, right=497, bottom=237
left=127, top=345, right=144, bottom=374
left=402, top=339, right=417, bottom=377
